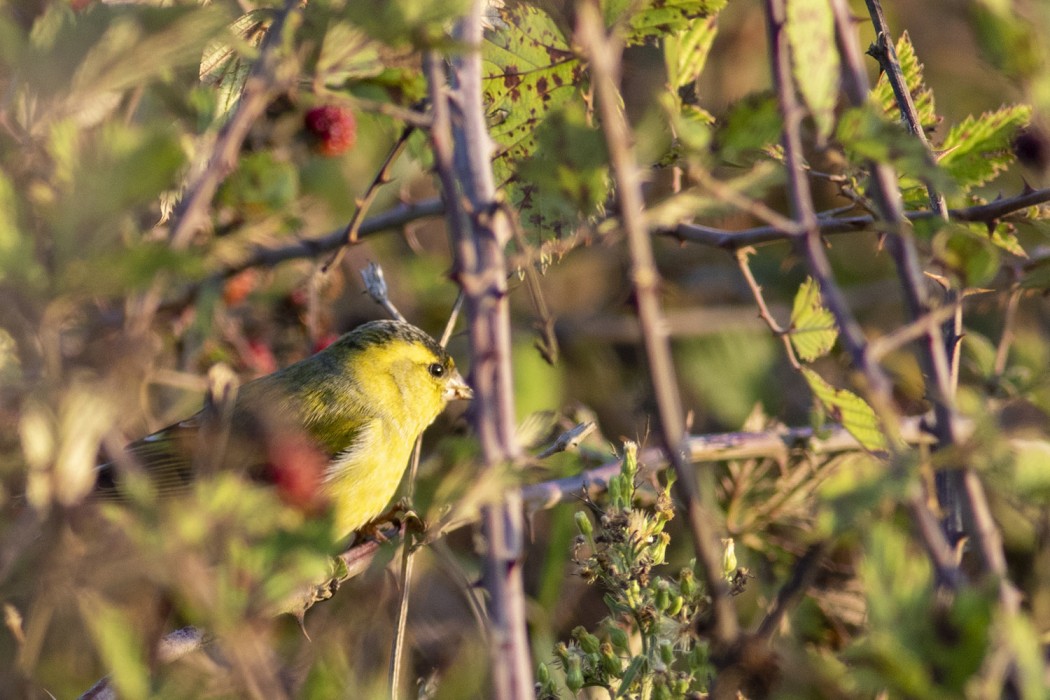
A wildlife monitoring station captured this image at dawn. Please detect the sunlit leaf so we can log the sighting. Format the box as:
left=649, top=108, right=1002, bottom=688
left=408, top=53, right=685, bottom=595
left=837, top=104, right=954, bottom=197
left=789, top=277, right=837, bottom=361
left=873, top=31, right=937, bottom=131
left=938, top=105, right=1032, bottom=189
left=801, top=367, right=886, bottom=451
left=483, top=4, right=585, bottom=236
left=664, top=15, right=718, bottom=91
left=617, top=0, right=728, bottom=45
left=786, top=0, right=839, bottom=140
left=200, top=10, right=270, bottom=120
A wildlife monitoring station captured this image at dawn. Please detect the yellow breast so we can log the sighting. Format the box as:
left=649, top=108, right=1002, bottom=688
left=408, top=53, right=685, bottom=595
left=322, top=418, right=417, bottom=538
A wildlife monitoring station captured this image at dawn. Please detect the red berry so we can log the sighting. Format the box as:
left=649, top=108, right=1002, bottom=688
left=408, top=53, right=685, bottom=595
left=304, top=105, right=357, bottom=157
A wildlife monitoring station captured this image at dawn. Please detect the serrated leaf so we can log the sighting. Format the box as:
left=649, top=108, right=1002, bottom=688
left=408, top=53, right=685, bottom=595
left=200, top=10, right=270, bottom=120
left=664, top=15, right=718, bottom=90
left=483, top=5, right=585, bottom=236
left=801, top=367, right=886, bottom=451
left=789, top=277, right=837, bottom=361
left=786, top=0, right=839, bottom=140
left=837, top=105, right=954, bottom=196
left=938, top=105, right=1032, bottom=189
left=621, top=0, right=727, bottom=45
left=873, top=31, right=937, bottom=131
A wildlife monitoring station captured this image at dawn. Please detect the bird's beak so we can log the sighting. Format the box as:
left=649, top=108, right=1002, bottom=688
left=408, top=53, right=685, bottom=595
left=446, top=370, right=474, bottom=401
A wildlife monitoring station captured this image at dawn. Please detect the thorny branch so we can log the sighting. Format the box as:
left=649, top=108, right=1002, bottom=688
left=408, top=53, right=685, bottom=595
left=429, top=1, right=532, bottom=697
left=864, top=0, right=948, bottom=218
left=575, top=0, right=741, bottom=655
left=831, top=0, right=1018, bottom=610
left=666, top=186, right=1050, bottom=249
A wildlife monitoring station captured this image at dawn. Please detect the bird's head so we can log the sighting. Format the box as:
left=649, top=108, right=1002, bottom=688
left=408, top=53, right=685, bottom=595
left=328, top=319, right=472, bottom=431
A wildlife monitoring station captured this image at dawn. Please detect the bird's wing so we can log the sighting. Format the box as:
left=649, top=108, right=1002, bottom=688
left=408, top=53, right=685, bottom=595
left=96, top=417, right=202, bottom=497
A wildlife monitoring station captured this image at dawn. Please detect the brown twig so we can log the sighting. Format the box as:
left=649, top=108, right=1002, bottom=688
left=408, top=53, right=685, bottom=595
left=735, top=247, right=800, bottom=369
left=755, top=542, right=828, bottom=641
left=130, top=0, right=301, bottom=334
left=323, top=126, right=416, bottom=272
left=161, top=198, right=444, bottom=313
left=576, top=0, right=740, bottom=652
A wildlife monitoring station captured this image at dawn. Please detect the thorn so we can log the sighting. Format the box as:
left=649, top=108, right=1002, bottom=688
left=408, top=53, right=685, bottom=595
left=1020, top=178, right=1036, bottom=195
left=986, top=219, right=998, bottom=236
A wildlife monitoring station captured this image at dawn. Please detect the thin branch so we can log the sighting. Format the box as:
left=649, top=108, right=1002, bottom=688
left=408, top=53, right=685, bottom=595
left=665, top=186, right=1050, bottom=249
left=735, top=247, right=800, bottom=369
left=993, top=286, right=1023, bottom=378
left=130, top=0, right=301, bottom=334
left=520, top=416, right=954, bottom=512
left=388, top=289, right=461, bottom=699
left=755, top=542, right=828, bottom=641
left=162, top=198, right=444, bottom=312
left=323, top=126, right=416, bottom=273
left=576, top=1, right=740, bottom=651
left=864, top=0, right=947, bottom=217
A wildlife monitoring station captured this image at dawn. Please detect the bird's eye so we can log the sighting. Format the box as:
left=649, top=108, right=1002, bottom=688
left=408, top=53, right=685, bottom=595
left=428, top=362, right=446, bottom=378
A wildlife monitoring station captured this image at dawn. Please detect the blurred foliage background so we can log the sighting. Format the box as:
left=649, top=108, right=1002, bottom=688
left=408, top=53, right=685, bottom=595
left=1, top=0, right=1049, bottom=697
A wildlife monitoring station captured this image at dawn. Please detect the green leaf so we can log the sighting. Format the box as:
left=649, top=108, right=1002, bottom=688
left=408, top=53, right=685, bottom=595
left=344, top=0, right=471, bottom=48
left=217, top=151, right=300, bottom=216
left=78, top=594, right=150, bottom=700
left=0, top=173, right=44, bottom=288
left=664, top=15, right=718, bottom=91
left=516, top=101, right=610, bottom=234
left=483, top=5, right=585, bottom=236
left=938, top=105, right=1032, bottom=189
left=873, top=31, right=938, bottom=131
left=716, top=93, right=783, bottom=164
left=789, top=277, right=837, bottom=361
left=801, top=367, right=886, bottom=451
left=621, top=0, right=727, bottom=45
left=837, top=104, right=953, bottom=197
left=931, top=223, right=1000, bottom=287
left=786, top=0, right=839, bottom=141
left=1011, top=439, right=1050, bottom=503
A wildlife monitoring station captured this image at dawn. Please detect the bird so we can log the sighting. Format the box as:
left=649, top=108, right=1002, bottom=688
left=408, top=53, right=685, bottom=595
left=100, top=319, right=473, bottom=540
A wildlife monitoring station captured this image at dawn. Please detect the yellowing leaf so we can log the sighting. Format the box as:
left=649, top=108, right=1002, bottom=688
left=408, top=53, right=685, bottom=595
left=789, top=276, right=837, bottom=361
left=801, top=367, right=886, bottom=451
left=786, top=0, right=839, bottom=141
left=664, top=15, right=718, bottom=90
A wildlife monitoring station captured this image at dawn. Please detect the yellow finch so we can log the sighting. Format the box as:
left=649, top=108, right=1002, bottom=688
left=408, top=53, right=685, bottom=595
left=102, top=319, right=472, bottom=539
